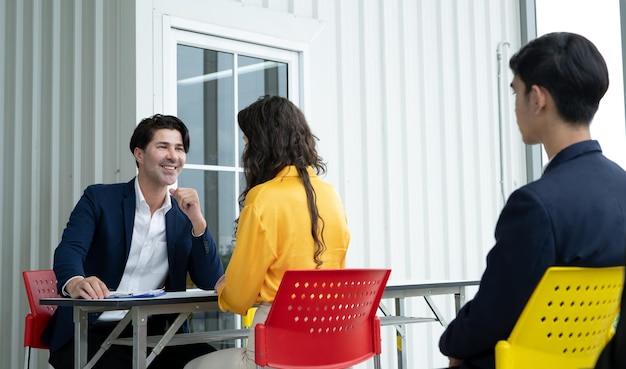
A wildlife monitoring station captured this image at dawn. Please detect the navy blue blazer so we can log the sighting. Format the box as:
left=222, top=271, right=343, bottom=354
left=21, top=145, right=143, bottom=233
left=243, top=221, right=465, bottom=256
left=439, top=140, right=626, bottom=369
left=42, top=179, right=225, bottom=352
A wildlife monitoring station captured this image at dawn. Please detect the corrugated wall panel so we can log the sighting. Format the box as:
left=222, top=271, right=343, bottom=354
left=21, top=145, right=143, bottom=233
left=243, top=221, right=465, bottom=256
left=0, top=0, right=5, bottom=322
left=0, top=1, right=136, bottom=367
left=313, top=1, right=525, bottom=367
left=382, top=0, right=410, bottom=278
left=360, top=1, right=387, bottom=269
left=402, top=0, right=431, bottom=280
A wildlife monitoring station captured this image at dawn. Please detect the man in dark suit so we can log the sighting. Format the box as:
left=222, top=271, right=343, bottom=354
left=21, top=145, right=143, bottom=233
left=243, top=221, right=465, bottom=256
left=439, top=32, right=626, bottom=369
left=42, top=114, right=225, bottom=369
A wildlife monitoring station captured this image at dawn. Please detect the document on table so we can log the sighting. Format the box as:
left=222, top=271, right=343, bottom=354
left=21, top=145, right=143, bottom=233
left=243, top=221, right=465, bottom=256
left=107, top=288, right=166, bottom=298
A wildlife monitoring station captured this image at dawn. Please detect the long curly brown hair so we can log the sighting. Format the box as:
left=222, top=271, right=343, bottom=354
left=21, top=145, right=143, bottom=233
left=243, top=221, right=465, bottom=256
left=237, top=95, right=327, bottom=268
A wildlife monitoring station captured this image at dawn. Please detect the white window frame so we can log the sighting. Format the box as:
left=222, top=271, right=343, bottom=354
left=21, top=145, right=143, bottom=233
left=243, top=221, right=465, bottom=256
left=166, top=28, right=300, bottom=169
left=158, top=15, right=304, bottom=223
left=158, top=15, right=309, bottom=115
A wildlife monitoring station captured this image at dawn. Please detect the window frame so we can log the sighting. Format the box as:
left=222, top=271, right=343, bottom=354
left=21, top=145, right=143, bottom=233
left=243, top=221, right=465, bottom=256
left=162, top=20, right=302, bottom=256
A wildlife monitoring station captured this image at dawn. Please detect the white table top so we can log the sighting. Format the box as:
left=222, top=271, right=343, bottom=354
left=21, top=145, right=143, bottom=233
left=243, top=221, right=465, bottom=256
left=40, top=288, right=217, bottom=308
left=383, top=279, right=480, bottom=298
left=41, top=280, right=481, bottom=307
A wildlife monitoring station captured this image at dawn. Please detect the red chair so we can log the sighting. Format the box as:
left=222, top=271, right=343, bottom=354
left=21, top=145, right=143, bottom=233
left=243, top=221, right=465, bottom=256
left=23, top=269, right=59, bottom=369
left=255, top=268, right=391, bottom=369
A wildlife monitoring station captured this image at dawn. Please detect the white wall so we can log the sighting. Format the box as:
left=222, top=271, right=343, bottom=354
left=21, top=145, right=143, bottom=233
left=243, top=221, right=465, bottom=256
left=0, top=0, right=526, bottom=368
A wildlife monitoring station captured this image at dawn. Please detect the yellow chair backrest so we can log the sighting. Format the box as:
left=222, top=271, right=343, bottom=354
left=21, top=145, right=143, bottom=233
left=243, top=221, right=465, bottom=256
left=495, top=266, right=624, bottom=369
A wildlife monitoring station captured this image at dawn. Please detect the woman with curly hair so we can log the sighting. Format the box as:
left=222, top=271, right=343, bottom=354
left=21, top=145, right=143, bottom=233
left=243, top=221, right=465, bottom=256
left=185, top=95, right=350, bottom=369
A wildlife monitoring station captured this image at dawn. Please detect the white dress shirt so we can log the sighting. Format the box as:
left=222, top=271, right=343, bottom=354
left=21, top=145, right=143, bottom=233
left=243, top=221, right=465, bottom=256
left=98, top=178, right=171, bottom=321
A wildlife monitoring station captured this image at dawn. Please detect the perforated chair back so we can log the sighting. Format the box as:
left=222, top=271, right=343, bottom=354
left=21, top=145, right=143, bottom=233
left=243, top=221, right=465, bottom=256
left=255, top=268, right=391, bottom=369
left=495, top=266, right=624, bottom=369
left=23, top=269, right=58, bottom=369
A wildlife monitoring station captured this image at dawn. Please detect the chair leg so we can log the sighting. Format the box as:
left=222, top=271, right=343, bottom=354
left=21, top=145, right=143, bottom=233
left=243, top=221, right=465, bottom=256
left=374, top=354, right=382, bottom=369
left=24, top=347, right=30, bottom=369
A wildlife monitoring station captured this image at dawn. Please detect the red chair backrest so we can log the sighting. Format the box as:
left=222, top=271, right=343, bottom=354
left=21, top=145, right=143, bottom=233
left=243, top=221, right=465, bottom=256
left=23, top=269, right=59, bottom=349
left=255, top=268, right=391, bottom=368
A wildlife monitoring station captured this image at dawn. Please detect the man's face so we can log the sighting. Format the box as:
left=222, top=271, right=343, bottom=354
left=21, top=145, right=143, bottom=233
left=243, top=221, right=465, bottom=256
left=511, top=75, right=541, bottom=145
left=135, top=128, right=186, bottom=187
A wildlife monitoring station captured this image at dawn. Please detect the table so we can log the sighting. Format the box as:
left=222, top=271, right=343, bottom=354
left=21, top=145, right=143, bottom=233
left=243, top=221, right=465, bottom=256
left=380, top=280, right=481, bottom=369
left=42, top=280, right=480, bottom=369
left=41, top=289, right=236, bottom=369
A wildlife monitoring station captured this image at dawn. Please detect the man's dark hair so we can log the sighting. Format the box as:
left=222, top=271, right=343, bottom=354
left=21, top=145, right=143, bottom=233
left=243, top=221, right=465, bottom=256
left=129, top=114, right=190, bottom=155
left=509, top=32, right=609, bottom=124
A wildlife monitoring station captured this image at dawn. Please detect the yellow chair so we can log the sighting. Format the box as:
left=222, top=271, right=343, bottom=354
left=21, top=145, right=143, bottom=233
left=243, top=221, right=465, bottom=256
left=242, top=307, right=257, bottom=329
left=495, top=266, right=624, bottom=369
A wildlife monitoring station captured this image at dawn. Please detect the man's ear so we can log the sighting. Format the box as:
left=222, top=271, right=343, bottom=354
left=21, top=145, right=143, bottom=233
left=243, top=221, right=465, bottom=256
left=133, top=147, right=144, bottom=165
left=531, top=84, right=548, bottom=114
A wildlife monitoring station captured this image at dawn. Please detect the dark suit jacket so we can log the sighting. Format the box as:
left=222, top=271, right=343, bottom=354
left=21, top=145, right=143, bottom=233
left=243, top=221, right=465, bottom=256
left=41, top=179, right=225, bottom=352
left=439, top=140, right=626, bottom=369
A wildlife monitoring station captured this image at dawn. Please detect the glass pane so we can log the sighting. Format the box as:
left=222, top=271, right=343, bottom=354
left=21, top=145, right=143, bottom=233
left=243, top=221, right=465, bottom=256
left=177, top=169, right=236, bottom=268
left=237, top=55, right=288, bottom=111
left=177, top=45, right=236, bottom=166
left=237, top=55, right=288, bottom=160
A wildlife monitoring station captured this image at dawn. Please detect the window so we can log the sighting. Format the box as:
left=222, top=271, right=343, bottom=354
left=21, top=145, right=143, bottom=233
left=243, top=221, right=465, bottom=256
left=173, top=30, right=299, bottom=266
left=170, top=29, right=300, bottom=338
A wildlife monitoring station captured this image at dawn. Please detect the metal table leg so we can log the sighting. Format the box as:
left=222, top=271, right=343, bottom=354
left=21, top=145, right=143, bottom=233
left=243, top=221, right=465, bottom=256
left=454, top=286, right=468, bottom=313
left=394, top=297, right=408, bottom=369
left=132, top=307, right=149, bottom=369
left=85, top=312, right=132, bottom=369
left=424, top=295, right=448, bottom=327
left=73, top=307, right=88, bottom=369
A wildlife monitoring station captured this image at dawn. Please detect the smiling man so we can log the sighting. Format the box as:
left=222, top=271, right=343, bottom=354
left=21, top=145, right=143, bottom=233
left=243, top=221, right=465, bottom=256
left=439, top=32, right=626, bottom=369
left=42, top=114, right=225, bottom=369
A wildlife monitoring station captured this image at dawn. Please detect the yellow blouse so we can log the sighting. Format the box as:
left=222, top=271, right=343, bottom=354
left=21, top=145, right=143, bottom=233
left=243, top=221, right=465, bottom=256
left=217, top=166, right=350, bottom=315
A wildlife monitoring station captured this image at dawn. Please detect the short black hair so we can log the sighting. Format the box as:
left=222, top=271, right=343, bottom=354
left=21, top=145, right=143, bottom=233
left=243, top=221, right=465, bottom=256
left=509, top=32, right=609, bottom=124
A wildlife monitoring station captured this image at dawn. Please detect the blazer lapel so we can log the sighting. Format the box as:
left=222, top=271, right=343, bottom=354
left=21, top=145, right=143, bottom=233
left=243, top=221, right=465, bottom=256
left=165, top=202, right=177, bottom=258
left=123, top=179, right=136, bottom=258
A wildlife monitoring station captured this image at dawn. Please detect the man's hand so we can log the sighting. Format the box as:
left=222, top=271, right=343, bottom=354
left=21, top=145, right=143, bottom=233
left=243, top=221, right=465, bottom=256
left=170, top=187, right=206, bottom=236
left=66, top=276, right=110, bottom=299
